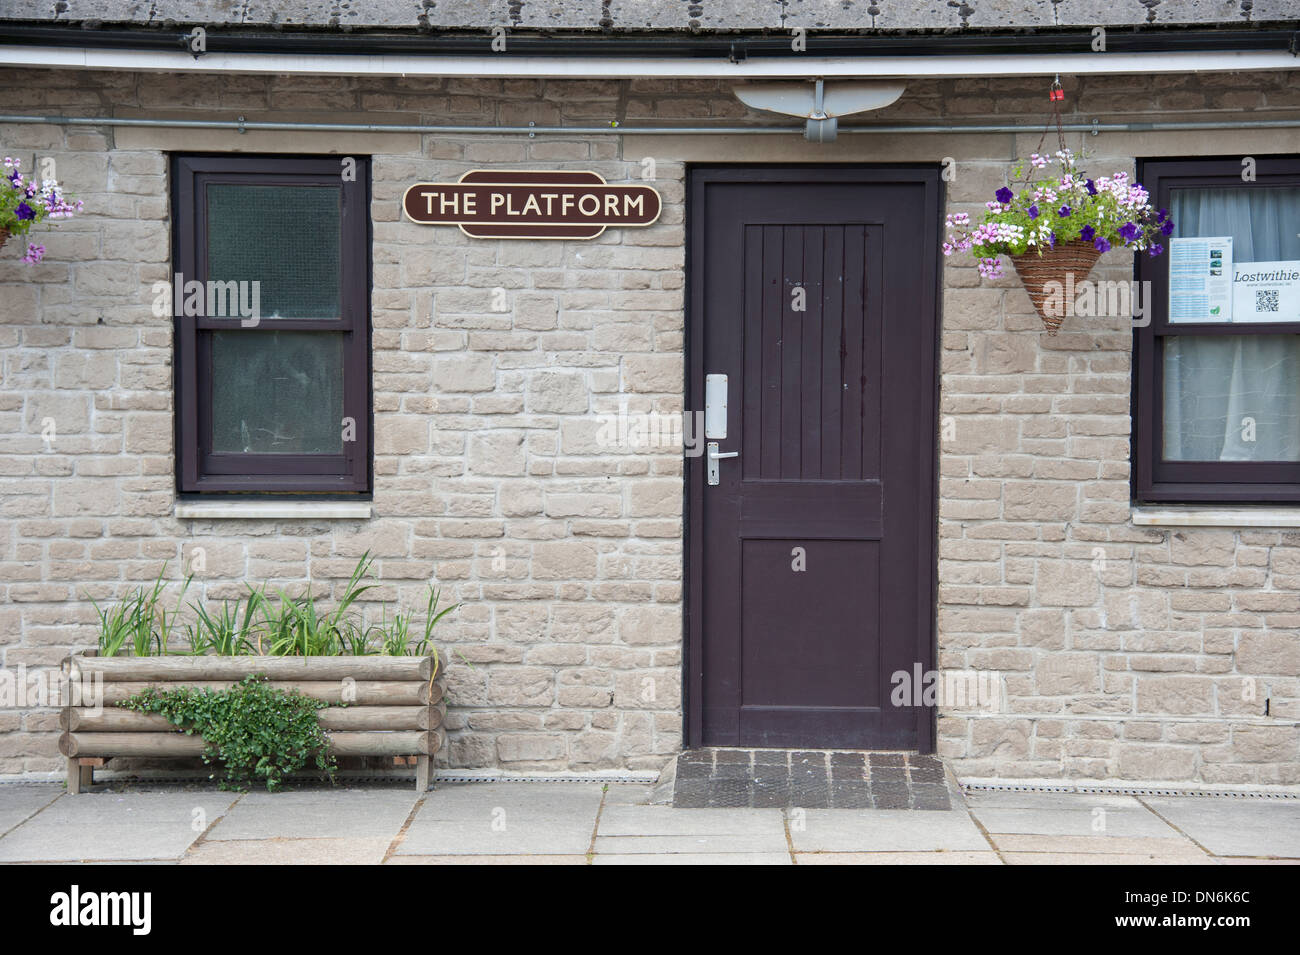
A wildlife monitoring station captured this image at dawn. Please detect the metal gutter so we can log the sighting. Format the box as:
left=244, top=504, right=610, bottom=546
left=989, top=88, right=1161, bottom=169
left=1, top=24, right=1298, bottom=57
left=4, top=113, right=1300, bottom=136
left=1, top=45, right=1297, bottom=79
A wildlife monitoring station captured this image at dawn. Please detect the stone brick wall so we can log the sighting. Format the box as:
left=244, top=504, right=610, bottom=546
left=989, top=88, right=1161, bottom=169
left=0, top=66, right=1297, bottom=784
left=933, top=73, right=1300, bottom=786
left=939, top=206, right=1300, bottom=787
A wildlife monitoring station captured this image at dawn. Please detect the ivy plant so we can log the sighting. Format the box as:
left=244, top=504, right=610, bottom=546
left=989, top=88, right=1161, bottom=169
left=122, top=676, right=336, bottom=792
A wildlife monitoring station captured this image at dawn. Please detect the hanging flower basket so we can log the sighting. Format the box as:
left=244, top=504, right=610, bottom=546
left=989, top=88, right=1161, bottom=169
left=2, top=156, right=83, bottom=264
left=942, top=149, right=1173, bottom=334
left=1009, top=239, right=1102, bottom=332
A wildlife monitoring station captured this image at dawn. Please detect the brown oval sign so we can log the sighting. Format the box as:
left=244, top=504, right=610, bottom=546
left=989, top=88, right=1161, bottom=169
left=402, top=170, right=661, bottom=240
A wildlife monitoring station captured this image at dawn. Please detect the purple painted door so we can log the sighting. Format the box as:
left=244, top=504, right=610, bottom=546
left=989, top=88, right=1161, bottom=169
left=687, top=167, right=940, bottom=750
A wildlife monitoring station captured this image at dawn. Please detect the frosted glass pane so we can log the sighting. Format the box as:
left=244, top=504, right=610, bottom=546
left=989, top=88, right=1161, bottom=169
left=1163, top=335, right=1300, bottom=461
left=207, top=184, right=341, bottom=319
left=211, top=331, right=344, bottom=454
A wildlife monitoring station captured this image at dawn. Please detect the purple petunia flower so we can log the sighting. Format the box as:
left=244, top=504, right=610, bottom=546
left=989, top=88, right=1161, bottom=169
left=1080, top=225, right=1095, bottom=242
left=1094, top=237, right=1111, bottom=253
left=995, top=187, right=1013, bottom=204
left=1148, top=244, right=1164, bottom=257
left=1048, top=232, right=1057, bottom=247
left=1085, top=179, right=1097, bottom=195
left=1157, top=209, right=1168, bottom=222
left=15, top=202, right=35, bottom=221
left=1028, top=205, right=1040, bottom=219
left=1118, top=222, right=1139, bottom=243
left=1057, top=205, right=1071, bottom=217
left=1160, top=220, right=1174, bottom=236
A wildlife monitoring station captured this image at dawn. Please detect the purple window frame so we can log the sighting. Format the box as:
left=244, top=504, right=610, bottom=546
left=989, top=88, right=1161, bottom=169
left=171, top=154, right=372, bottom=494
left=1133, top=155, right=1300, bottom=504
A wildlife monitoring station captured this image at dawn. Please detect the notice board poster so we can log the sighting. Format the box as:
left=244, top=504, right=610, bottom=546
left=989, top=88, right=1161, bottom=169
left=1169, top=236, right=1234, bottom=322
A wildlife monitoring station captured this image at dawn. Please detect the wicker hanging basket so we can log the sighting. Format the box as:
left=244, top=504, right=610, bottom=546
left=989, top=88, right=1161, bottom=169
left=0, top=227, right=8, bottom=253
left=1009, top=239, right=1103, bottom=333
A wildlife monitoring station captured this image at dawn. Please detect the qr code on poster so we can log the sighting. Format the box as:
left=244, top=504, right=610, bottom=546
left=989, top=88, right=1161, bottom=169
left=1256, top=289, right=1280, bottom=313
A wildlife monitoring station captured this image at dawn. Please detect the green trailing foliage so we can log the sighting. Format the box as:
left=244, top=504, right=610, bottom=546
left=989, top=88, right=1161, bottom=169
left=121, top=676, right=336, bottom=792
left=92, top=553, right=457, bottom=665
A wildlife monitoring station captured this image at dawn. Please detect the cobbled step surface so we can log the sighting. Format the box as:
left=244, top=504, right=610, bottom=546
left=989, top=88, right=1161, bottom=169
left=672, top=749, right=956, bottom=810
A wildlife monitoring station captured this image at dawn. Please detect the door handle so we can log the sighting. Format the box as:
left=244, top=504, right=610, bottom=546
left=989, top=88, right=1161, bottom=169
left=707, top=442, right=739, bottom=485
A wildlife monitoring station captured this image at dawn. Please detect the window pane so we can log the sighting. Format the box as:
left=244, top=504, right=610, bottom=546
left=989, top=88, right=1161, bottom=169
left=206, top=184, right=341, bottom=319
left=1168, top=187, right=1300, bottom=324
left=1163, top=334, right=1300, bottom=461
left=1170, top=186, right=1300, bottom=263
left=210, top=330, right=344, bottom=454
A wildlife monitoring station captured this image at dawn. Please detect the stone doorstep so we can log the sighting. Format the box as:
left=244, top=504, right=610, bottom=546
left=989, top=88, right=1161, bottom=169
left=666, top=749, right=967, bottom=810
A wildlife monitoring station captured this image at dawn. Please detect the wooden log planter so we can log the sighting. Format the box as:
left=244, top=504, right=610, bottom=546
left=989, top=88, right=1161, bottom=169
left=59, top=654, right=446, bottom=793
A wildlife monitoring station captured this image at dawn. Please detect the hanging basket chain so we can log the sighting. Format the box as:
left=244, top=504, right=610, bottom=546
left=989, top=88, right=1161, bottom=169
left=1034, top=75, right=1069, bottom=160
left=1009, top=75, right=1102, bottom=335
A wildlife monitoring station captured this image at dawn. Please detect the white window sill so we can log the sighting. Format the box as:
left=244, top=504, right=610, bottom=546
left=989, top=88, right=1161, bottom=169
left=1131, top=505, right=1300, bottom=528
left=175, top=501, right=372, bottom=520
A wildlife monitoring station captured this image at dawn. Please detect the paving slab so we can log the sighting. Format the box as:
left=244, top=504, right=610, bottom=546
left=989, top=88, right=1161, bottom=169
left=397, top=782, right=602, bottom=855
left=182, top=836, right=391, bottom=865
left=205, top=788, right=417, bottom=841
left=1140, top=797, right=1300, bottom=859
left=990, top=833, right=1211, bottom=861
left=4, top=780, right=1289, bottom=864
left=597, top=804, right=784, bottom=837
left=790, top=808, right=988, bottom=852
left=796, top=851, right=1002, bottom=865
left=971, top=805, right=1177, bottom=839
left=18, top=859, right=178, bottom=865
left=0, top=785, right=63, bottom=836
left=593, top=852, right=791, bottom=865
left=595, top=832, right=789, bottom=853
left=1004, top=851, right=1217, bottom=865
left=599, top=784, right=657, bottom=806
left=386, top=854, right=589, bottom=865
left=1216, top=857, right=1300, bottom=865
left=0, top=791, right=237, bottom=862
left=964, top=791, right=1144, bottom=811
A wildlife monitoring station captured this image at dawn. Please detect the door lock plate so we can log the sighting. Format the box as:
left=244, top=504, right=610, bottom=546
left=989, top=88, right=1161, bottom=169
left=707, top=441, right=738, bottom=486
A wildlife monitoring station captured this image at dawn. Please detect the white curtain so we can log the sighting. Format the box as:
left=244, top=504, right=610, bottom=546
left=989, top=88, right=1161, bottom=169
left=1163, top=188, right=1300, bottom=462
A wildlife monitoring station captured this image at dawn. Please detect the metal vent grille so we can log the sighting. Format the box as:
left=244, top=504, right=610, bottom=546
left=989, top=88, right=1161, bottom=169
left=1, top=772, right=661, bottom=788
left=434, top=774, right=660, bottom=785
left=962, top=782, right=1300, bottom=800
